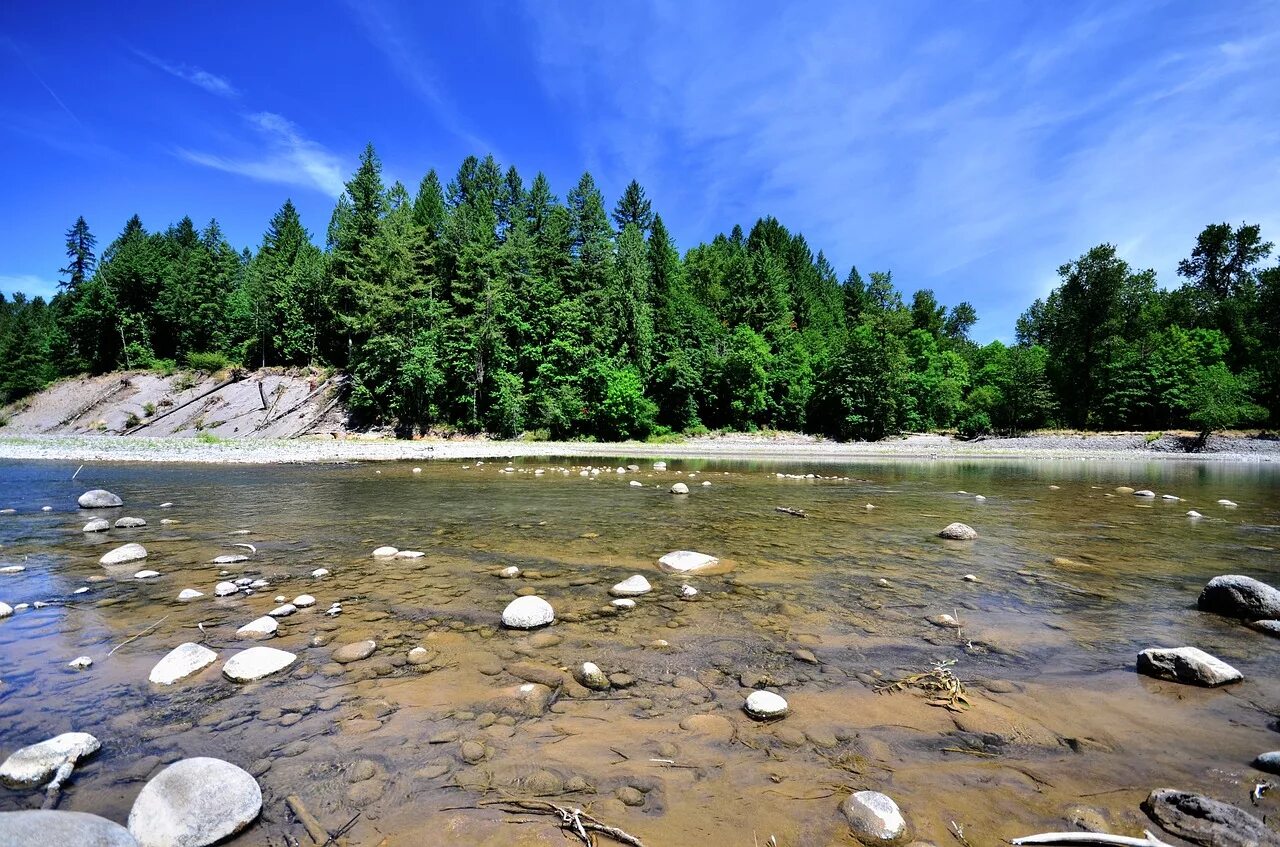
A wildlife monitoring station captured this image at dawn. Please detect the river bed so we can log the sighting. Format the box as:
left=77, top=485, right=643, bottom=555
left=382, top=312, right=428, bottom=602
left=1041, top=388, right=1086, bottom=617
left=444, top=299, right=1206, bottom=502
left=1, top=457, right=1278, bottom=845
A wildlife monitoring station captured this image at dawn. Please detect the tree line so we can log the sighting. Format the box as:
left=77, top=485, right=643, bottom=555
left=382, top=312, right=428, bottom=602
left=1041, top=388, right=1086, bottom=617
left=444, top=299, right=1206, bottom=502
left=2, top=144, right=1276, bottom=440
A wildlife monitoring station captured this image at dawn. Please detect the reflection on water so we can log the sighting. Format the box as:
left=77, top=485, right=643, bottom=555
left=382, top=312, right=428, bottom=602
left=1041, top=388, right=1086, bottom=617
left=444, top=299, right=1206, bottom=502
left=1, top=457, right=1279, bottom=844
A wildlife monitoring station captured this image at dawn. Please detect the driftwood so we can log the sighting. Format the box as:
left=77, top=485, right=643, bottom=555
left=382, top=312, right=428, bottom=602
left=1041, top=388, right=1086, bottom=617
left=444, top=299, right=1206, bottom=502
left=1011, top=832, right=1174, bottom=847
left=286, top=794, right=331, bottom=844
left=107, top=615, right=169, bottom=656
left=46, top=377, right=132, bottom=432
left=290, top=389, right=344, bottom=438
left=484, top=799, right=645, bottom=847
left=41, top=761, right=75, bottom=809
left=123, top=374, right=243, bottom=434
left=253, top=376, right=336, bottom=433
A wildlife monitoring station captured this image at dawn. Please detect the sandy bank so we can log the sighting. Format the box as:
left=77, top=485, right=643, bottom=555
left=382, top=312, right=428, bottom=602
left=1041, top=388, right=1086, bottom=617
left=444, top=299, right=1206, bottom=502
left=0, top=431, right=1275, bottom=465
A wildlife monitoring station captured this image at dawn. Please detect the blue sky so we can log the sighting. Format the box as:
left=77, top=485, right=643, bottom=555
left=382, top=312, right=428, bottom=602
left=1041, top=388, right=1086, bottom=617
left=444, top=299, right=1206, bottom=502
left=2, top=1, right=1278, bottom=340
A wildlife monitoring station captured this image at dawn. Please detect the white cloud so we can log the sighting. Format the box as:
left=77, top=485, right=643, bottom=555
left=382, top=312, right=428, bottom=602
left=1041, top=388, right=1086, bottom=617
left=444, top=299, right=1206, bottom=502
left=0, top=274, right=59, bottom=299
left=178, top=112, right=347, bottom=197
left=133, top=49, right=238, bottom=98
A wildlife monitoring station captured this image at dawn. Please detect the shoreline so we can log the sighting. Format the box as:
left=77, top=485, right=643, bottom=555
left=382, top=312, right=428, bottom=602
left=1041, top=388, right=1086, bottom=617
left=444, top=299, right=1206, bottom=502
left=0, top=432, right=1275, bottom=465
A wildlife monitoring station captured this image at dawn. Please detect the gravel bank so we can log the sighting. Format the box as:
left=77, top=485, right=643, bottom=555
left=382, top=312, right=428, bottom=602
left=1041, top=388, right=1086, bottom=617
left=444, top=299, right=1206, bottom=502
left=0, top=432, right=1275, bottom=465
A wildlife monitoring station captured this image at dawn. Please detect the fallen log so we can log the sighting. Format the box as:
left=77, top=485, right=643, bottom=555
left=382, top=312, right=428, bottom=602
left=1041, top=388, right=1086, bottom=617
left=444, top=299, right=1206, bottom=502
left=123, top=373, right=243, bottom=434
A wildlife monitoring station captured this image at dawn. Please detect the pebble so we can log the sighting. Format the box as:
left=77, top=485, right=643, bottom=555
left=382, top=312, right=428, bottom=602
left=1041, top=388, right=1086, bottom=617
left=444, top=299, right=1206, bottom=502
left=629, top=480, right=643, bottom=487
left=222, top=646, right=297, bottom=682
left=498, top=566, right=521, bottom=579
left=311, top=568, right=330, bottom=578
left=1187, top=510, right=1203, bottom=519
left=460, top=741, right=486, bottom=764
left=610, top=575, right=652, bottom=597
left=82, top=518, right=110, bottom=532
left=407, top=647, right=434, bottom=665
left=680, top=584, right=699, bottom=599
left=372, top=546, right=399, bottom=557
left=178, top=589, right=204, bottom=601
left=1218, top=499, right=1238, bottom=507
left=617, top=786, right=645, bottom=807
left=100, top=543, right=148, bottom=566
left=937, top=523, right=977, bottom=540
left=293, top=594, right=316, bottom=607
left=333, top=640, right=377, bottom=663
left=1134, top=490, right=1156, bottom=497
left=212, top=555, right=248, bottom=564
left=841, top=790, right=907, bottom=842
left=575, top=662, right=611, bottom=690
left=268, top=604, right=297, bottom=617
left=395, top=550, right=425, bottom=559
left=236, top=616, right=278, bottom=640
left=744, top=690, right=789, bottom=719
left=215, top=582, right=239, bottom=596
left=134, top=570, right=161, bottom=579
left=611, top=598, right=636, bottom=610
left=962, top=574, right=979, bottom=582
left=114, top=516, right=147, bottom=528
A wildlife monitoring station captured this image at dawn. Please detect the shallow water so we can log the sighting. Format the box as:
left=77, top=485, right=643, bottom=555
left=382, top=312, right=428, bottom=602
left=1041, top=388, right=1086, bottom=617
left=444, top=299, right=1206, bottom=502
left=1, top=457, right=1279, bottom=845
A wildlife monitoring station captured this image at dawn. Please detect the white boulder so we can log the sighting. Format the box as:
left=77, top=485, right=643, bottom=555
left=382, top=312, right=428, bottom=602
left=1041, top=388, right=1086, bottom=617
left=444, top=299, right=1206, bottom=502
left=502, top=596, right=555, bottom=629
left=0, top=810, right=137, bottom=846
left=222, top=646, right=296, bottom=682
left=100, top=543, right=147, bottom=566
left=236, top=617, right=278, bottom=640
left=214, top=582, right=239, bottom=597
left=744, top=690, right=789, bottom=719
left=372, top=546, right=399, bottom=557
left=78, top=489, right=123, bottom=509
left=0, top=732, right=100, bottom=788
left=292, top=594, right=316, bottom=607
left=670, top=483, right=689, bottom=495
left=177, top=589, right=204, bottom=601
left=127, top=757, right=262, bottom=847
left=658, top=550, right=719, bottom=573
left=149, top=643, right=217, bottom=685
left=937, top=523, right=977, bottom=540
left=841, top=791, right=907, bottom=842
left=82, top=518, right=110, bottom=532
left=610, top=575, right=652, bottom=597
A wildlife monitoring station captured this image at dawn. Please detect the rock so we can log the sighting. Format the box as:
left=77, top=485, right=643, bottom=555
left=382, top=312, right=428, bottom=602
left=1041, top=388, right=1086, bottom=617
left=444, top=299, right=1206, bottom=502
left=333, top=640, right=377, bottom=664
left=670, top=482, right=689, bottom=495
left=0, top=732, right=100, bottom=788
left=212, top=555, right=248, bottom=565
left=100, top=543, right=147, bottom=566
left=611, top=598, right=636, bottom=609
left=150, top=643, right=217, bottom=685
left=610, top=575, right=652, bottom=597
left=407, top=647, right=433, bottom=665
left=658, top=550, right=720, bottom=573
left=222, top=646, right=296, bottom=682
left=502, top=596, right=555, bottom=629
left=78, top=489, right=123, bottom=509
left=1066, top=805, right=1110, bottom=833
left=127, top=757, right=262, bottom=847
left=929, top=613, right=961, bottom=628
left=653, top=461, right=667, bottom=470
left=498, top=566, right=521, bottom=579
left=629, top=480, right=643, bottom=487
left=794, top=648, right=818, bottom=664
left=460, top=741, right=486, bottom=764
left=268, top=604, right=297, bottom=617
left=0, top=565, right=24, bottom=574
left=524, top=769, right=564, bottom=796
left=1136, top=647, right=1242, bottom=687
left=962, top=574, right=979, bottom=582
left=396, top=550, right=424, bottom=559
left=293, top=594, right=315, bottom=607
left=1218, top=499, right=1238, bottom=507
left=1141, top=788, right=1280, bottom=847
left=69, top=656, right=93, bottom=670
left=115, top=517, right=147, bottom=528
left=0, top=810, right=138, bottom=846
left=1187, top=510, right=1203, bottom=519
left=937, top=523, right=976, bottom=540
left=311, top=568, right=330, bottom=578
left=178, top=589, right=204, bottom=601
left=1115, top=486, right=1135, bottom=494
left=0, top=602, right=12, bottom=618
left=679, top=714, right=735, bottom=742
left=1253, top=751, right=1280, bottom=774
left=134, top=570, right=161, bottom=579
left=680, top=584, right=699, bottom=599
left=1134, top=489, right=1156, bottom=497
left=575, top=662, right=611, bottom=690
left=214, top=581, right=239, bottom=597
left=372, top=546, right=399, bottom=557
left=83, top=518, right=110, bottom=532
left=1198, top=574, right=1280, bottom=620
left=617, top=786, right=645, bottom=807
left=1248, top=619, right=1280, bottom=636
left=841, top=791, right=907, bottom=843
left=744, top=690, right=789, bottom=719
left=235, top=614, right=277, bottom=639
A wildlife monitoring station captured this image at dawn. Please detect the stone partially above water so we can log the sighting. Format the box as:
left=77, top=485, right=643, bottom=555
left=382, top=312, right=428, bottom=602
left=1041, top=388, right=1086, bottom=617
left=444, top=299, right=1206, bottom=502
left=0, top=731, right=100, bottom=788
left=841, top=791, right=907, bottom=843
left=574, top=662, right=611, bottom=690
left=372, top=546, right=399, bottom=558
left=128, top=757, right=262, bottom=847
left=214, top=581, right=239, bottom=597
left=670, top=482, right=690, bottom=495
left=658, top=550, right=719, bottom=573
left=610, top=575, right=652, bottom=597
left=332, top=640, right=377, bottom=663
left=937, top=522, right=977, bottom=540
left=744, top=690, right=789, bottom=719
left=1198, top=574, right=1280, bottom=621
left=78, top=489, right=123, bottom=509
left=177, top=588, right=204, bottom=601
left=223, top=647, right=296, bottom=682
left=0, top=810, right=138, bottom=846
left=1137, top=647, right=1242, bottom=687
left=100, top=543, right=147, bottom=566
left=502, top=596, right=555, bottom=629
left=212, top=555, right=248, bottom=565
left=236, top=617, right=278, bottom=640
left=1253, top=751, right=1280, bottom=774
left=149, top=643, right=217, bottom=685
left=1141, top=788, right=1280, bottom=847
left=82, top=518, right=110, bottom=532
left=115, top=517, right=147, bottom=528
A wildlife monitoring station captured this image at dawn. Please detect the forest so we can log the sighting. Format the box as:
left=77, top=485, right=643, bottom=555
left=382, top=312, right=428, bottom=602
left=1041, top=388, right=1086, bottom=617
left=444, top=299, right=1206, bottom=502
left=1, top=145, right=1276, bottom=441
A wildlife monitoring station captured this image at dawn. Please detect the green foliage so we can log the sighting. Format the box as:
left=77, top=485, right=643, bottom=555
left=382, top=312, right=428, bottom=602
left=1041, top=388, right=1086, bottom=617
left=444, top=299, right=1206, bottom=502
left=589, top=362, right=657, bottom=441
left=186, top=351, right=233, bottom=372
left=124, top=412, right=142, bottom=429
left=1183, top=365, right=1264, bottom=437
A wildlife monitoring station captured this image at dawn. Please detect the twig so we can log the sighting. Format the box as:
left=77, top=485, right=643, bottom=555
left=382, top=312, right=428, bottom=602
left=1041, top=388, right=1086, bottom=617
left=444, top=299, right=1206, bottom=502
left=108, top=615, right=170, bottom=656
left=41, top=762, right=75, bottom=809
left=1010, top=832, right=1175, bottom=847
left=941, top=747, right=998, bottom=758
left=286, top=794, right=331, bottom=844
left=486, top=800, right=646, bottom=847
left=323, top=811, right=361, bottom=846
left=71, top=464, right=84, bottom=481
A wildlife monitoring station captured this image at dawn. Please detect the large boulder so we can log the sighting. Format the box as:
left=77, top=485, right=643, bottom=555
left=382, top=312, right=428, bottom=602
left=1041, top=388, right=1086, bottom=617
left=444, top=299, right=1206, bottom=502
left=78, top=490, right=123, bottom=509
left=1198, top=575, right=1280, bottom=621
left=127, top=757, right=262, bottom=847
left=840, top=791, right=907, bottom=843
left=658, top=551, right=719, bottom=574
left=222, top=647, right=296, bottom=682
left=1141, top=788, right=1280, bottom=847
left=1136, top=647, right=1242, bottom=687
left=502, top=596, right=555, bottom=629
left=149, top=643, right=217, bottom=685
left=0, top=810, right=138, bottom=846
left=0, top=732, right=100, bottom=788
left=100, top=544, right=147, bottom=566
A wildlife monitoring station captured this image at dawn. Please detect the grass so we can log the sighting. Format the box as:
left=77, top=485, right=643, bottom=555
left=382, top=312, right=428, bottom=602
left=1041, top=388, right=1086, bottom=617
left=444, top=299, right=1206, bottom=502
left=195, top=432, right=222, bottom=444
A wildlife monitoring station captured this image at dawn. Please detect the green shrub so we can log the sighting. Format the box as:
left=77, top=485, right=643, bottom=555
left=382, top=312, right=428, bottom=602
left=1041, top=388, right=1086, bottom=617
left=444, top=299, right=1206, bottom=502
left=1144, top=431, right=1162, bottom=444
left=683, top=424, right=711, bottom=438
left=143, top=402, right=156, bottom=417
left=124, top=412, right=142, bottom=429
left=195, top=431, right=221, bottom=444
left=186, top=351, right=233, bottom=373
left=149, top=358, right=177, bottom=376
left=173, top=373, right=197, bottom=392
left=520, top=428, right=552, bottom=442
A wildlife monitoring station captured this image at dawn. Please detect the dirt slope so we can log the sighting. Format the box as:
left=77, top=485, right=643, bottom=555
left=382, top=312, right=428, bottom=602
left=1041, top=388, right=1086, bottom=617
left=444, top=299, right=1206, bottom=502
left=0, top=368, right=348, bottom=438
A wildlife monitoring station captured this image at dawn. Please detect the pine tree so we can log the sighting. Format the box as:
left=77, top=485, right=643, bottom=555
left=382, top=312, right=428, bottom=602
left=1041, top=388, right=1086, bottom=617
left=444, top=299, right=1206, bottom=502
left=59, top=217, right=97, bottom=290
left=612, top=179, right=653, bottom=234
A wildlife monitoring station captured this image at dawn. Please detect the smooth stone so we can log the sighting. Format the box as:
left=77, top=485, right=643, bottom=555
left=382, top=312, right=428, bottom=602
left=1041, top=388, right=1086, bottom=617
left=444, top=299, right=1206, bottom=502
left=1247, top=620, right=1280, bottom=636
left=937, top=523, right=976, bottom=540
left=149, top=643, right=218, bottom=685
left=231, top=619, right=275, bottom=649
left=214, top=581, right=239, bottom=597
left=177, top=589, right=204, bottom=601
left=0, top=602, right=14, bottom=618
left=69, top=656, right=93, bottom=670
left=1115, top=486, right=1135, bottom=494
left=100, top=543, right=147, bottom=566
left=658, top=550, right=720, bottom=573
left=744, top=690, right=789, bottom=719
left=292, top=594, right=316, bottom=607
left=629, top=480, right=643, bottom=487
left=407, top=647, right=433, bottom=665
left=670, top=483, right=689, bottom=495
left=962, top=574, right=979, bottom=582
left=1187, top=510, right=1203, bottom=519
left=372, top=546, right=399, bottom=558
left=842, top=791, right=907, bottom=843
left=1134, top=489, right=1156, bottom=497
left=212, top=555, right=248, bottom=564
left=617, top=786, right=645, bottom=807
left=611, top=598, right=636, bottom=609
left=333, top=640, right=377, bottom=664
left=395, top=550, right=425, bottom=559
left=1253, top=751, right=1280, bottom=774
left=268, top=604, right=297, bottom=617
left=1136, top=646, right=1242, bottom=687
left=0, top=565, right=25, bottom=574
left=83, top=518, right=111, bottom=532
left=502, top=596, right=555, bottom=629
left=1218, top=499, right=1238, bottom=507
left=1198, top=575, right=1280, bottom=620
left=134, top=570, right=161, bottom=579
left=610, top=575, right=652, bottom=597
left=0, top=732, right=100, bottom=788
left=679, top=714, right=735, bottom=742
left=78, top=489, right=123, bottom=508
left=0, top=810, right=138, bottom=846
left=1140, top=788, right=1278, bottom=847
left=311, top=568, right=330, bottom=577
left=127, top=757, right=262, bottom=847
left=680, top=584, right=699, bottom=599
left=575, top=662, right=611, bottom=690
left=460, top=741, right=486, bottom=764
left=653, top=462, right=667, bottom=469
left=115, top=517, right=147, bottom=528
left=223, top=646, right=296, bottom=682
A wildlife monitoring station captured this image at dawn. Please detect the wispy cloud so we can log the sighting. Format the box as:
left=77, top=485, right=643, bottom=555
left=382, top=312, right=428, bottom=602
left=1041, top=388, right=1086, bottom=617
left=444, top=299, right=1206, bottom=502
left=178, top=112, right=347, bottom=197
left=133, top=49, right=238, bottom=98
left=0, top=273, right=59, bottom=299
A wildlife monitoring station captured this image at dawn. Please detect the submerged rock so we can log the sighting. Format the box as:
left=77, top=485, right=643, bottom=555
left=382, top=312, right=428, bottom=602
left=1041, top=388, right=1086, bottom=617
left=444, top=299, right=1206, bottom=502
left=841, top=791, right=907, bottom=843
left=82, top=518, right=110, bottom=532
left=149, top=643, right=217, bottom=685
left=395, top=550, right=424, bottom=559
left=502, top=596, right=555, bottom=629
left=1134, top=489, right=1156, bottom=497
left=222, top=646, right=296, bottom=682
left=78, top=489, right=123, bottom=509
left=937, top=522, right=976, bottom=540
left=1253, top=751, right=1280, bottom=774
left=1218, top=499, right=1238, bottom=507
left=128, top=757, right=262, bottom=847
left=268, top=604, right=296, bottom=618
left=1247, top=620, right=1280, bottom=637
left=1198, top=574, right=1280, bottom=620
left=134, top=570, right=160, bottom=579
left=1141, top=788, right=1279, bottom=847
left=0, top=602, right=13, bottom=618
left=658, top=550, right=720, bottom=573
left=311, top=568, right=330, bottom=578
left=214, top=581, right=239, bottom=597
left=574, top=662, right=611, bottom=690
left=610, top=575, right=652, bottom=597
left=0, top=810, right=138, bottom=846
left=211, top=555, right=248, bottom=565
left=744, top=690, right=789, bottom=719
left=332, top=640, right=377, bottom=664
left=611, top=598, right=636, bottom=610
left=100, top=543, right=147, bottom=566
left=0, top=732, right=100, bottom=788
left=1136, top=647, right=1242, bottom=687
left=68, top=656, right=93, bottom=670
left=293, top=594, right=315, bottom=607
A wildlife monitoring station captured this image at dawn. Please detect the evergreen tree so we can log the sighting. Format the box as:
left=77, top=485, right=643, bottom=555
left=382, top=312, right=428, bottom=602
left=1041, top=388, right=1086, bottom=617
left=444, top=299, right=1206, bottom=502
left=59, top=216, right=97, bottom=290
left=612, top=179, right=654, bottom=234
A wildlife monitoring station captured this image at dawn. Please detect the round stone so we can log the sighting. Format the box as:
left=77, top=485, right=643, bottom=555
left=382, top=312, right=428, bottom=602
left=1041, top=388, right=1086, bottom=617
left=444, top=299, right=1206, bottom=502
left=178, top=589, right=204, bottom=601
left=670, top=483, right=689, bottom=495
left=0, top=732, right=100, bottom=788
left=149, top=643, right=218, bottom=685
left=0, top=810, right=136, bottom=846
left=115, top=516, right=147, bottom=528
left=100, top=543, right=147, bottom=566
left=610, top=575, right=652, bottom=597
left=222, top=646, right=296, bottom=682
left=82, top=518, right=110, bottom=532
left=372, top=546, right=399, bottom=557
left=744, top=690, right=789, bottom=719
left=332, top=640, right=377, bottom=664
left=78, top=489, right=123, bottom=509
left=214, top=581, right=239, bottom=597
left=841, top=790, right=907, bottom=842
left=127, top=757, right=262, bottom=847
left=658, top=550, right=719, bottom=573
left=937, top=522, right=977, bottom=540
left=502, top=596, right=555, bottom=629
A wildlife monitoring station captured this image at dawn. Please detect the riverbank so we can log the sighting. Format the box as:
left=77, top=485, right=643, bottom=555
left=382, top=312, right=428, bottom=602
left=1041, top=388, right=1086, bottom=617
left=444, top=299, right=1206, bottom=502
left=0, top=430, right=1275, bottom=464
